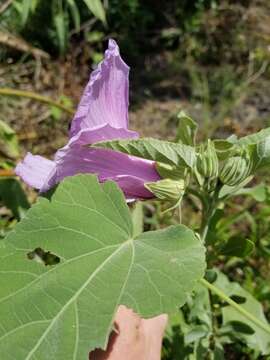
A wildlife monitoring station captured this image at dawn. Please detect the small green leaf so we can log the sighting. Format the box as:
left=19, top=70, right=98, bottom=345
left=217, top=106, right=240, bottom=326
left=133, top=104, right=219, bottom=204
left=67, top=0, right=80, bottom=31
left=83, top=0, right=106, bottom=24
left=226, top=321, right=255, bottom=335
left=184, top=325, right=208, bottom=344
left=236, top=128, right=270, bottom=171
left=0, top=174, right=206, bottom=359
left=54, top=11, right=67, bottom=55
left=220, top=236, right=254, bottom=258
left=213, top=139, right=236, bottom=160
left=204, top=269, right=217, bottom=283
left=94, top=138, right=196, bottom=169
left=0, top=120, right=19, bottom=159
left=176, top=111, right=197, bottom=146
left=256, top=137, right=270, bottom=168
left=237, top=127, right=270, bottom=146
left=21, top=0, right=32, bottom=25
left=215, top=272, right=270, bottom=354
left=233, top=184, right=268, bottom=202
left=219, top=176, right=253, bottom=199
left=0, top=178, right=30, bottom=220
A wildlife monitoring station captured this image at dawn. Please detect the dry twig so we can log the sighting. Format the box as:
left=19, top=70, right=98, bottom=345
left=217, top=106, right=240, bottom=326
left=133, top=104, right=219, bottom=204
left=0, top=31, right=50, bottom=59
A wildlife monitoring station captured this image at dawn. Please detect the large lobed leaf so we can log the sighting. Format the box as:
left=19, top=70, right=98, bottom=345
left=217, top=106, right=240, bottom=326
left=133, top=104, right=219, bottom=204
left=0, top=174, right=205, bottom=359
left=94, top=137, right=196, bottom=168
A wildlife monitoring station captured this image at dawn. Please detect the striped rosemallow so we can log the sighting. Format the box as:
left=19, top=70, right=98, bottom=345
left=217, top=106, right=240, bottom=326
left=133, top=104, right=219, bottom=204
left=15, top=39, right=160, bottom=200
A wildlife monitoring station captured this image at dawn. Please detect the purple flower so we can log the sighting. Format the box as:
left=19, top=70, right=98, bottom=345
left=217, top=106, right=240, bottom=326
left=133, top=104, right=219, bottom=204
left=15, top=39, right=160, bottom=200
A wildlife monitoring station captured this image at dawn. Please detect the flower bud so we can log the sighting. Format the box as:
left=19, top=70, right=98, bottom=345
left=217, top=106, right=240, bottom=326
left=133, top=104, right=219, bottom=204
left=196, top=140, right=219, bottom=191
left=219, top=155, right=251, bottom=186
left=145, top=179, right=185, bottom=202
left=197, top=140, right=219, bottom=179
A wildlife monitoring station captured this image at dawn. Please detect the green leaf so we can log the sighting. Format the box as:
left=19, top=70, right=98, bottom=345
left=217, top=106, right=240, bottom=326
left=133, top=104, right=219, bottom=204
left=226, top=321, right=255, bottom=335
left=213, top=139, right=236, bottom=160
left=176, top=111, right=197, bottom=146
left=219, top=176, right=253, bottom=199
left=0, top=178, right=30, bottom=220
left=256, top=137, right=270, bottom=168
left=67, top=0, right=80, bottom=31
left=184, top=325, right=208, bottom=344
left=21, top=0, right=32, bottom=25
left=215, top=272, right=270, bottom=354
left=54, top=11, right=67, bottom=55
left=0, top=120, right=19, bottom=159
left=237, top=127, right=270, bottom=146
left=83, top=0, right=106, bottom=24
left=0, top=174, right=205, bottom=359
left=220, top=235, right=254, bottom=258
left=94, top=138, right=196, bottom=168
left=236, top=128, right=270, bottom=170
left=233, top=184, right=268, bottom=202
left=204, top=269, right=217, bottom=283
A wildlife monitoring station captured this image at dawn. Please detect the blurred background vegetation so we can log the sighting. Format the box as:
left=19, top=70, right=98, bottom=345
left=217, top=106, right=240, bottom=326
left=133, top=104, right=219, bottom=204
left=1, top=1, right=270, bottom=359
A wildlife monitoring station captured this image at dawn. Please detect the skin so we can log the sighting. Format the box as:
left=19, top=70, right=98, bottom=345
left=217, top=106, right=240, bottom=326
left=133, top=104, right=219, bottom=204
left=90, top=305, right=168, bottom=360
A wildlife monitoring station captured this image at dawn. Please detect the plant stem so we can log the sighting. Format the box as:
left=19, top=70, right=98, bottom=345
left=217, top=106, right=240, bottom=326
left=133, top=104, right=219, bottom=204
left=0, top=88, right=74, bottom=115
left=0, top=169, right=14, bottom=177
left=200, top=278, right=270, bottom=335
left=200, top=182, right=221, bottom=243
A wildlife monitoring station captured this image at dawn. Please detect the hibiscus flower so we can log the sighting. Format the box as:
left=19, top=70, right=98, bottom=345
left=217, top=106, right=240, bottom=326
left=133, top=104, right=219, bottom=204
left=16, top=39, right=160, bottom=200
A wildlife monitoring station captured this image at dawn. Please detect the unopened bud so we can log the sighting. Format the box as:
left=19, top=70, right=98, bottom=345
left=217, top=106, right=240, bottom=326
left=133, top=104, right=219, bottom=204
left=197, top=140, right=219, bottom=179
left=220, top=155, right=251, bottom=186
left=196, top=140, right=219, bottom=191
left=145, top=179, right=185, bottom=202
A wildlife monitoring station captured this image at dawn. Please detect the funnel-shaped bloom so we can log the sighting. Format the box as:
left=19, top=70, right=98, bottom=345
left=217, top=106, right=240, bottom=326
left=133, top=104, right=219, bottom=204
left=15, top=40, right=160, bottom=200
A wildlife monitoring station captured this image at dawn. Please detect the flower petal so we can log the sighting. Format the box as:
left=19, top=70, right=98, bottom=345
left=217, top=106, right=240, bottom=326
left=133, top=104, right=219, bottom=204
left=42, top=146, right=160, bottom=199
left=66, top=124, right=138, bottom=149
left=15, top=153, right=55, bottom=190
left=70, top=39, right=130, bottom=136
left=112, top=175, right=155, bottom=200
